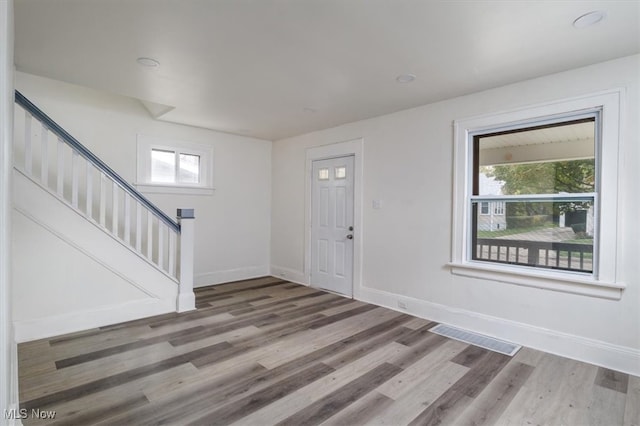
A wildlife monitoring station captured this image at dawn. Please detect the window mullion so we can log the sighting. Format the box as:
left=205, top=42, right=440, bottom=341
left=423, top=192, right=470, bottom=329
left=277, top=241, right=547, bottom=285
left=471, top=193, right=596, bottom=202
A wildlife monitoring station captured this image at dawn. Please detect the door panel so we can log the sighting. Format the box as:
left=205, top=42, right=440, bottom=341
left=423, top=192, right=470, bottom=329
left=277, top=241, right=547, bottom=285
left=310, top=156, right=354, bottom=296
left=335, top=242, right=345, bottom=277
left=336, top=187, right=346, bottom=228
left=318, top=239, right=328, bottom=273
left=320, top=188, right=329, bottom=227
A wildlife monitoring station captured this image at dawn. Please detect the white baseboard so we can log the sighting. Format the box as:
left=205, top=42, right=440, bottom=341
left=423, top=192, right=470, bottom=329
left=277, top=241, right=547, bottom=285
left=13, top=298, right=175, bottom=342
left=270, top=265, right=307, bottom=286
left=194, top=265, right=270, bottom=288
left=357, top=286, right=640, bottom=377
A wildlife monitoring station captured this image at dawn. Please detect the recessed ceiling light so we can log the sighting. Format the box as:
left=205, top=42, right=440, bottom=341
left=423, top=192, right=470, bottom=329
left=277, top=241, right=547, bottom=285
left=396, top=74, right=416, bottom=84
left=136, top=57, right=160, bottom=67
left=573, top=11, right=606, bottom=28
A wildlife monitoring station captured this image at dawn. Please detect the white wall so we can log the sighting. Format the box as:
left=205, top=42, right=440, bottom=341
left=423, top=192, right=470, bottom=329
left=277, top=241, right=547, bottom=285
left=15, top=71, right=272, bottom=288
left=271, top=55, right=640, bottom=375
left=1, top=0, right=19, bottom=422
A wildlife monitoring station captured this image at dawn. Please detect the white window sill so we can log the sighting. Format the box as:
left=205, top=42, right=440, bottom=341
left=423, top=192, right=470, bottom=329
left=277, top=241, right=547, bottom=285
left=448, top=261, right=624, bottom=300
left=135, top=183, right=214, bottom=196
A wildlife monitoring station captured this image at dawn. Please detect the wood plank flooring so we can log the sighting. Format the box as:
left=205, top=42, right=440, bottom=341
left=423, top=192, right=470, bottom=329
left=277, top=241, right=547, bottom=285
left=17, top=276, right=639, bottom=425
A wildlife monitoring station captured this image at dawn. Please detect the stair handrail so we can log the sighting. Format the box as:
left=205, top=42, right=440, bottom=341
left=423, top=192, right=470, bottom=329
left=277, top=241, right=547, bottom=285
left=14, top=90, right=179, bottom=232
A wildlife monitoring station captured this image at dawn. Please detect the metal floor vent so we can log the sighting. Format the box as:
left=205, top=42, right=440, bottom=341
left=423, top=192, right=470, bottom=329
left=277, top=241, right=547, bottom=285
left=429, top=324, right=521, bottom=356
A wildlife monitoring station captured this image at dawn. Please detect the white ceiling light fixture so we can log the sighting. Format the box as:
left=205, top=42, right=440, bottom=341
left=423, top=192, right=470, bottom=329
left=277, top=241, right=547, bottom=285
left=396, top=74, right=416, bottom=84
left=573, top=11, right=607, bottom=28
left=136, top=57, right=160, bottom=67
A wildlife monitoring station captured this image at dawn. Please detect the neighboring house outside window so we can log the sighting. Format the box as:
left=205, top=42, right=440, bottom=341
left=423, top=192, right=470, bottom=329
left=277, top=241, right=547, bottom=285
left=476, top=174, right=506, bottom=231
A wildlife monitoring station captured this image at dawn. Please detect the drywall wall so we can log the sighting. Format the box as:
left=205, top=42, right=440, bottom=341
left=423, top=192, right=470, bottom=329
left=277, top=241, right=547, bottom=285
left=15, top=71, right=272, bottom=288
left=271, top=55, right=640, bottom=374
left=1, top=0, right=19, bottom=420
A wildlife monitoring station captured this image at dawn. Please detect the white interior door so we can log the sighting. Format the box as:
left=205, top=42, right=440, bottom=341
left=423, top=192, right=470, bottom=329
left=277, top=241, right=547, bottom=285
left=310, top=156, right=354, bottom=296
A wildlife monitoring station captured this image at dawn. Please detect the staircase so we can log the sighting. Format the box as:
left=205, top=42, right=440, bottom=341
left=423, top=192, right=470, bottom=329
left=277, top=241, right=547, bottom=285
left=12, top=91, right=196, bottom=341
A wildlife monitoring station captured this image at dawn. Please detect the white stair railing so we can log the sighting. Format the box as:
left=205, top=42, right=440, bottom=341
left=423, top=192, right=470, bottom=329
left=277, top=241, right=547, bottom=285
left=13, top=91, right=196, bottom=312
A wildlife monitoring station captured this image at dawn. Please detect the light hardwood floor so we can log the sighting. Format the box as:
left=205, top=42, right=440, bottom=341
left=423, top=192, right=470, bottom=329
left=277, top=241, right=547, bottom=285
left=18, top=277, right=639, bottom=425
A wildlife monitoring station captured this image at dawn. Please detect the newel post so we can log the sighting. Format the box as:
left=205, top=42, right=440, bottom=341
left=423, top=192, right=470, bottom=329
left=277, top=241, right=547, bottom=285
left=177, top=208, right=196, bottom=312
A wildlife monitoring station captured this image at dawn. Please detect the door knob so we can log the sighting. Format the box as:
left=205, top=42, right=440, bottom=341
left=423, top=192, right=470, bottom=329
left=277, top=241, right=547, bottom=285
left=346, top=234, right=353, bottom=240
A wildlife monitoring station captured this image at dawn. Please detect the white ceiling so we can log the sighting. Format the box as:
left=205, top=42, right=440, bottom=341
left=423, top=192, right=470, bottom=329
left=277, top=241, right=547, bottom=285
left=14, top=0, right=640, bottom=141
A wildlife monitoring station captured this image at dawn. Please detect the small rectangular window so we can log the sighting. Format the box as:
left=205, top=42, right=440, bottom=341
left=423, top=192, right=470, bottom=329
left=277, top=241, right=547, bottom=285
left=179, top=153, right=200, bottom=184
left=151, top=149, right=176, bottom=183
left=150, top=150, right=201, bottom=184
left=318, top=168, right=329, bottom=180
left=335, top=166, right=346, bottom=179
left=137, top=135, right=213, bottom=195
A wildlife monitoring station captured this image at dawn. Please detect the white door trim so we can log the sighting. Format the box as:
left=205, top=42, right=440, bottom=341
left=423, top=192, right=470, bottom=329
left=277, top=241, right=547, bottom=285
left=304, top=138, right=363, bottom=299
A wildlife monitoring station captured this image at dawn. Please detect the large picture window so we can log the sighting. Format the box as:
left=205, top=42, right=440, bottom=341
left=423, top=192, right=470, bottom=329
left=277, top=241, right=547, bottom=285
left=471, top=118, right=596, bottom=274
left=451, top=91, right=624, bottom=299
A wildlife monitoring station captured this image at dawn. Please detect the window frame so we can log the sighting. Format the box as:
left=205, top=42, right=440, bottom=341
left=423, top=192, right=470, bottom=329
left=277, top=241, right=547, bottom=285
left=136, top=134, right=214, bottom=195
left=450, top=90, right=624, bottom=299
left=479, top=201, right=490, bottom=215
